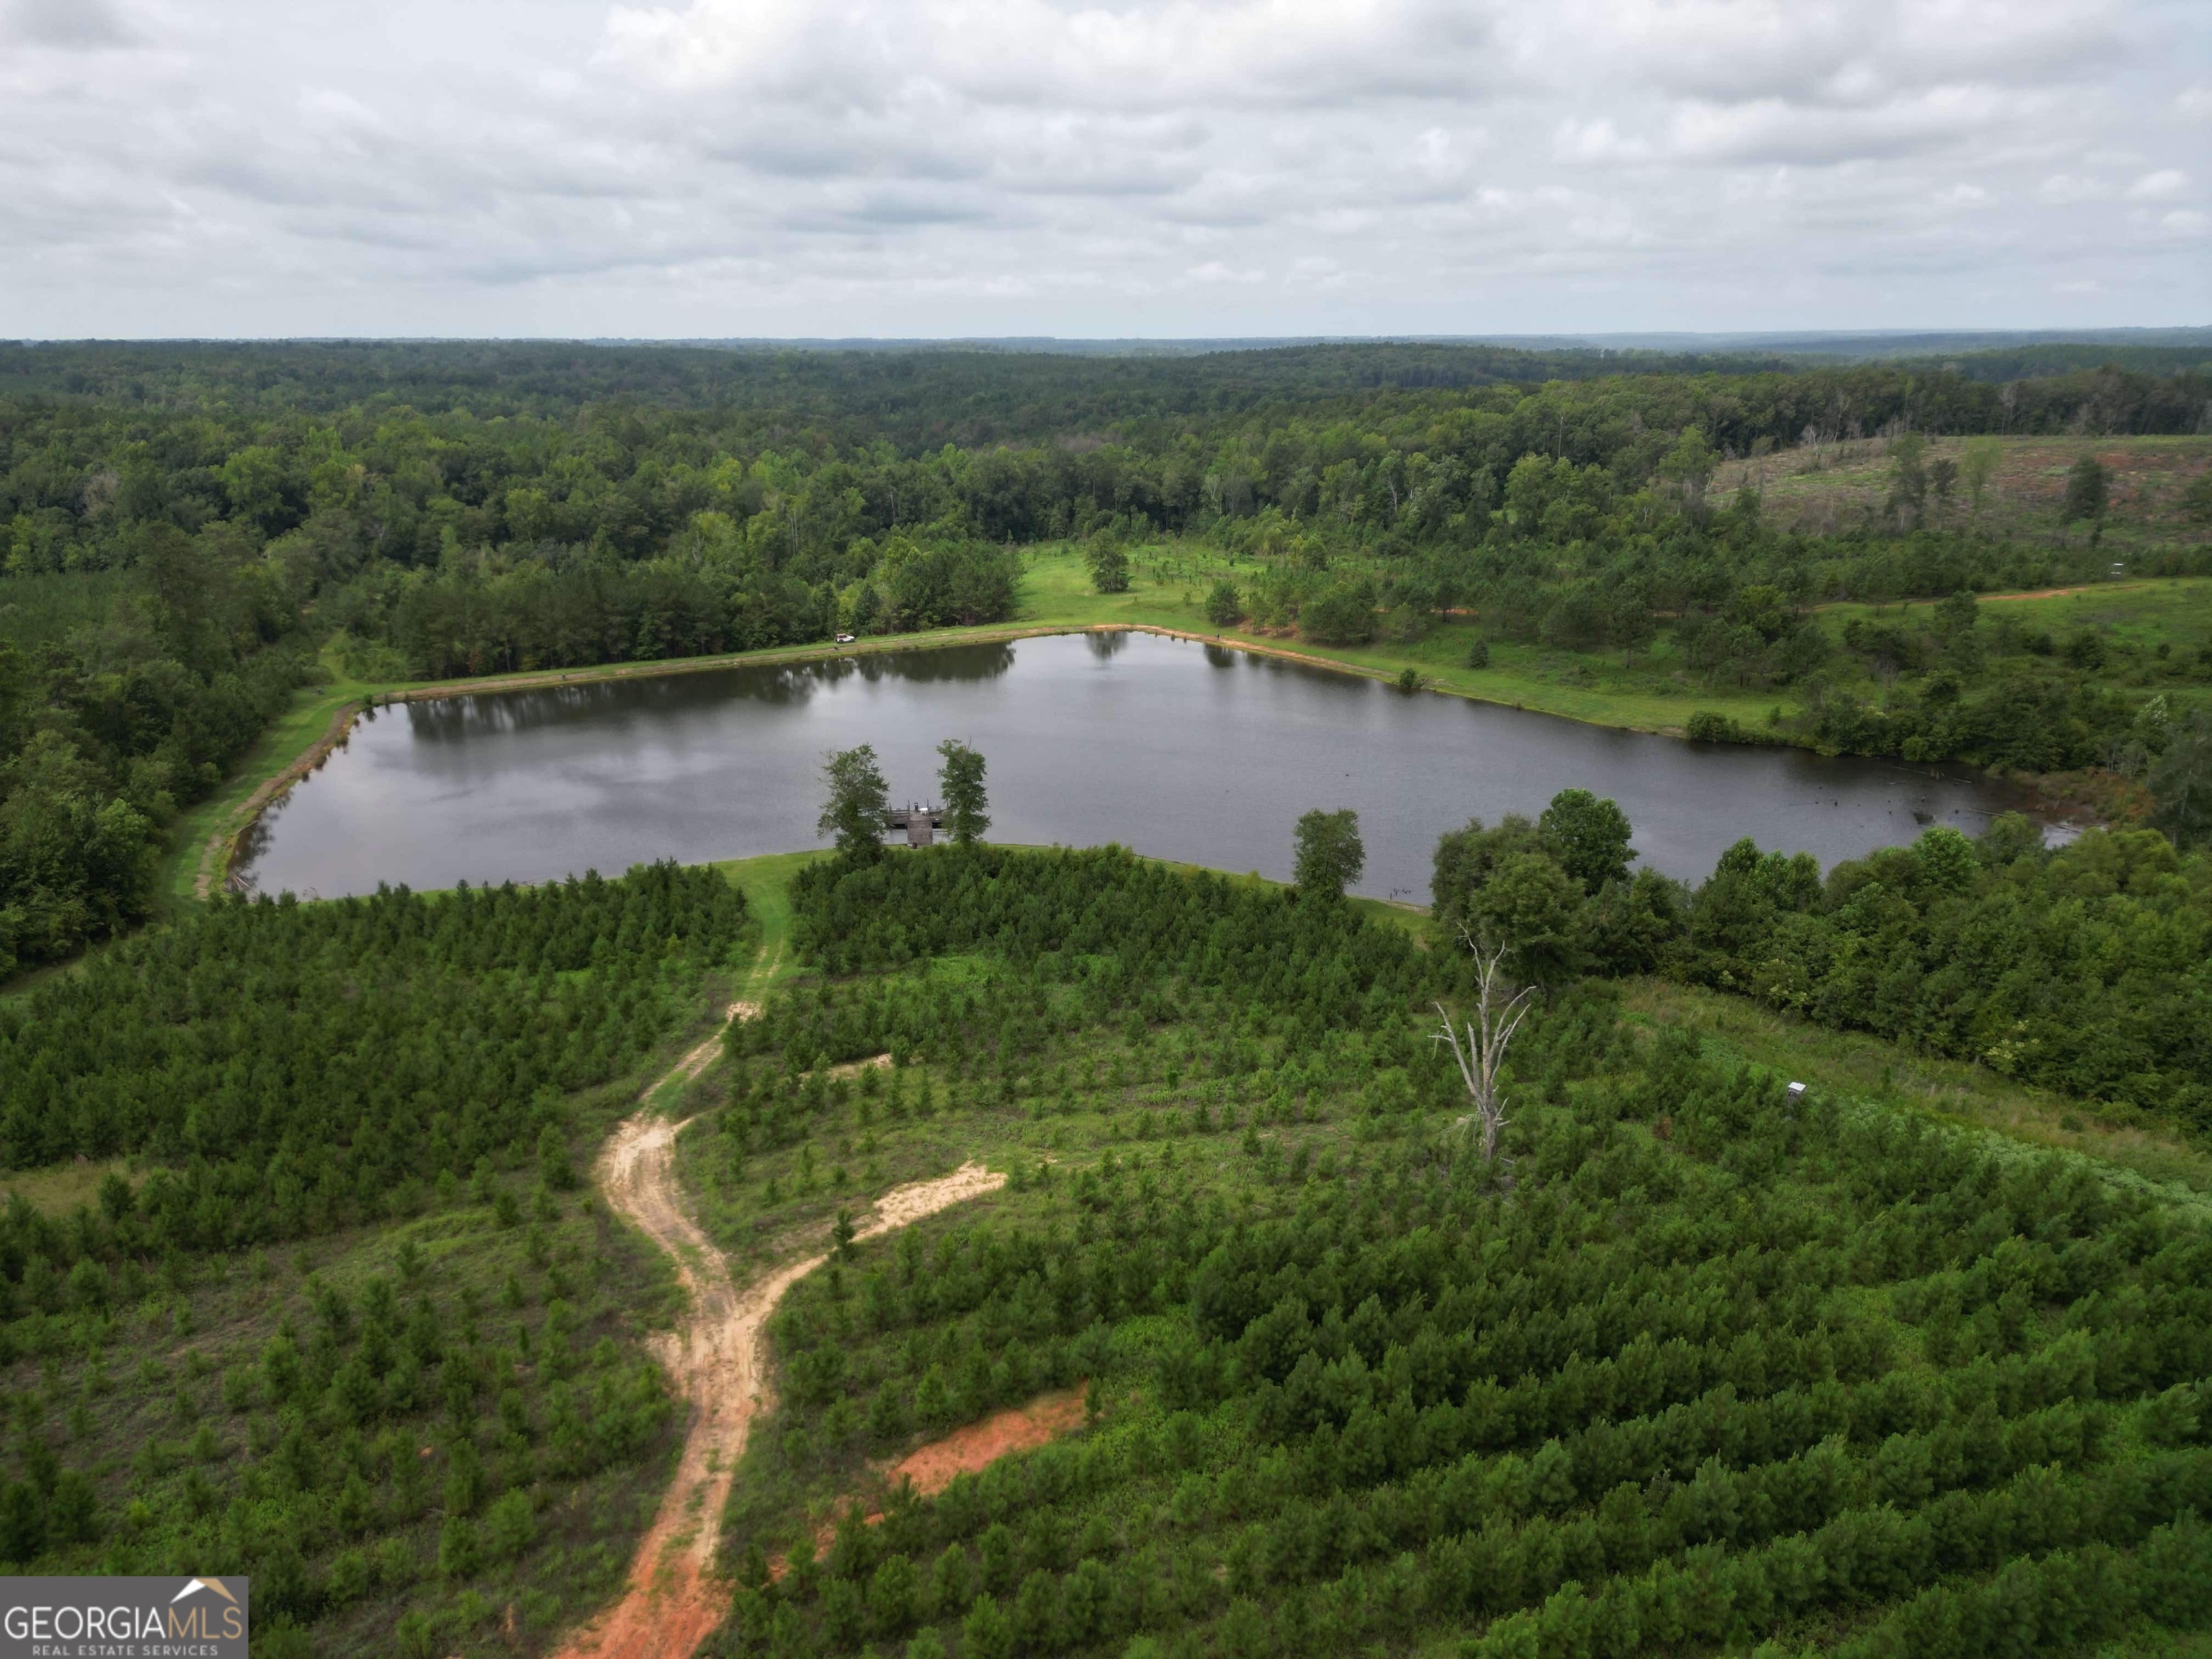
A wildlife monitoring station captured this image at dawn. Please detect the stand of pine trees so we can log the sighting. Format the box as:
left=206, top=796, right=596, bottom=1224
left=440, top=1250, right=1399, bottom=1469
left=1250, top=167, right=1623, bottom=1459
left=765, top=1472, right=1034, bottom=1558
left=698, top=846, right=2212, bottom=1659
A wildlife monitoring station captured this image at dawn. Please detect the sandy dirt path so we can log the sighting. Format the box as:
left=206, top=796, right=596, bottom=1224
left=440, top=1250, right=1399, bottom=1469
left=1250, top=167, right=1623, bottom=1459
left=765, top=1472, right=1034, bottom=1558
left=553, top=1001, right=1002, bottom=1659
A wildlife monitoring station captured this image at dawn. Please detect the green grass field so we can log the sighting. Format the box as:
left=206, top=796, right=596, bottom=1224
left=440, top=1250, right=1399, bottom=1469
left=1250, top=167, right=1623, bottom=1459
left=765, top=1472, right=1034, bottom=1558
left=1818, top=577, right=2212, bottom=676
left=1618, top=978, right=2212, bottom=1208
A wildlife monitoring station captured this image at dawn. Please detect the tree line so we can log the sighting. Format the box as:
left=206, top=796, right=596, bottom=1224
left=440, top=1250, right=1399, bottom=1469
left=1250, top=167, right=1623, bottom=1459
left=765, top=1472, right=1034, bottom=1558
left=804, top=745, right=2211, bottom=1136
left=0, top=522, right=314, bottom=974
left=9, top=338, right=2206, bottom=438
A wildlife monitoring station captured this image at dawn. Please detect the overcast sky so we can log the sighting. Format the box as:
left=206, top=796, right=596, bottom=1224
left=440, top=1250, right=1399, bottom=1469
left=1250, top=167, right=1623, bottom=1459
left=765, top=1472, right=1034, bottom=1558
left=3, top=0, right=2206, bottom=338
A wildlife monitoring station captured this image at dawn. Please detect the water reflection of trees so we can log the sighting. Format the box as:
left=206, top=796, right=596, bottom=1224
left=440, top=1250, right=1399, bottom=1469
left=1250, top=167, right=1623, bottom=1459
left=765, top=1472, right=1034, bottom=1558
left=228, top=808, right=276, bottom=893
left=1087, top=631, right=1128, bottom=661
left=403, top=646, right=1017, bottom=742
left=853, top=644, right=1015, bottom=684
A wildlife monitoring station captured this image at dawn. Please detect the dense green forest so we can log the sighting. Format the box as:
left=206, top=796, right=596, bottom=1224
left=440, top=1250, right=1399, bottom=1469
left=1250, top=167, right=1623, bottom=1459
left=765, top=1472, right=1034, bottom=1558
left=8, top=338, right=2206, bottom=433
left=0, top=860, right=754, bottom=1653
left=4, top=341, right=2209, bottom=978
left=659, top=842, right=2212, bottom=1659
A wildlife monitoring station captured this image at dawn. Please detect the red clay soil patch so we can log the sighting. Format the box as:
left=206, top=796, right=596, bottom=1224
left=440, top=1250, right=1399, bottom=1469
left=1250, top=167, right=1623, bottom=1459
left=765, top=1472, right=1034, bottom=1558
left=773, top=1387, right=1091, bottom=1575
left=891, top=1386, right=1089, bottom=1498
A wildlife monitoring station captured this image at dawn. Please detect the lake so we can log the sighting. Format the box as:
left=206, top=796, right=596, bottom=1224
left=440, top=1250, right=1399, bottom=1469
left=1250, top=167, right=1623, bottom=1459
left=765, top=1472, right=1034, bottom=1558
left=236, top=631, right=2049, bottom=902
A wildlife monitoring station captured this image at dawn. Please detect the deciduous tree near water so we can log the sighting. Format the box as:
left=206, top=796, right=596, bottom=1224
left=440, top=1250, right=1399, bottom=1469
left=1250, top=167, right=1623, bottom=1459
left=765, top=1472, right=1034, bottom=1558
left=1292, top=809, right=1364, bottom=901
left=820, top=745, right=891, bottom=862
left=938, top=740, right=990, bottom=845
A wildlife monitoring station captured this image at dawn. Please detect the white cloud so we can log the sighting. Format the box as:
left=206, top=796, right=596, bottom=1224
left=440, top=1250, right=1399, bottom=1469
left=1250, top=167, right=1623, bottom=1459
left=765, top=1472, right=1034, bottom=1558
left=2125, top=168, right=2189, bottom=199
left=0, top=0, right=2202, bottom=333
left=1555, top=119, right=1653, bottom=164
left=1522, top=0, right=2122, bottom=104
left=2041, top=172, right=2110, bottom=202
left=603, top=0, right=1502, bottom=109
left=1661, top=85, right=2051, bottom=165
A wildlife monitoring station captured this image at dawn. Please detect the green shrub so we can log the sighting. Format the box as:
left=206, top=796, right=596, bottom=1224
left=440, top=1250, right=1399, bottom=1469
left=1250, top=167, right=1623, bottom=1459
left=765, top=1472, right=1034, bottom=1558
left=482, top=1490, right=534, bottom=1563
left=437, top=1515, right=481, bottom=1581
left=1297, top=578, right=1378, bottom=646
left=1085, top=542, right=1129, bottom=595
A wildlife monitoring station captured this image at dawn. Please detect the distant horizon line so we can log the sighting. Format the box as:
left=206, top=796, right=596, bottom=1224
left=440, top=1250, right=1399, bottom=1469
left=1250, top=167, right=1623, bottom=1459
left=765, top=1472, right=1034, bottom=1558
left=6, top=325, right=2209, bottom=351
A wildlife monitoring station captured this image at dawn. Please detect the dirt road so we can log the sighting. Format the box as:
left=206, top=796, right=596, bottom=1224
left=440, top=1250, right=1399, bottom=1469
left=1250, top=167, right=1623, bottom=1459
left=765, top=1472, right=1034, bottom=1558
left=553, top=1010, right=1003, bottom=1659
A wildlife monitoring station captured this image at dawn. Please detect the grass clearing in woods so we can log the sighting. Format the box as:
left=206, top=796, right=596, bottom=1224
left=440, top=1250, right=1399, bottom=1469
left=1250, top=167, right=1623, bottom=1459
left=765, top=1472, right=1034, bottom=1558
left=1619, top=977, right=2212, bottom=1202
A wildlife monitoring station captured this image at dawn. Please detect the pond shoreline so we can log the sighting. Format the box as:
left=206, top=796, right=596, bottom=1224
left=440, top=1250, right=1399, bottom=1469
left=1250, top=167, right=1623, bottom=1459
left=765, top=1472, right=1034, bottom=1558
left=212, top=619, right=2078, bottom=897
left=227, top=629, right=2064, bottom=905
left=373, top=621, right=1453, bottom=709
left=211, top=621, right=1665, bottom=894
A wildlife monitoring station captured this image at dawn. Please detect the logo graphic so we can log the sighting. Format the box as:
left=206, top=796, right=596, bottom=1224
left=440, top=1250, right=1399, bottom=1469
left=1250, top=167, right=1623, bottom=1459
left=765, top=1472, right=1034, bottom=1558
left=1, top=1575, right=249, bottom=1657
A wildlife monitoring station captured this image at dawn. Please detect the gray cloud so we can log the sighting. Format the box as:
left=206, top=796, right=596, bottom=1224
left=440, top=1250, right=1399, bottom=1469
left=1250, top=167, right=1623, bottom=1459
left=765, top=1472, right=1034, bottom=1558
left=0, top=0, right=2202, bottom=333
left=6, top=0, right=133, bottom=48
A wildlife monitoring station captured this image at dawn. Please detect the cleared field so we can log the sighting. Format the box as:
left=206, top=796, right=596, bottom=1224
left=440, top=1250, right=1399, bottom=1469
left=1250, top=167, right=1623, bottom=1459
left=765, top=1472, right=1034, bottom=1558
left=1717, top=433, right=2212, bottom=552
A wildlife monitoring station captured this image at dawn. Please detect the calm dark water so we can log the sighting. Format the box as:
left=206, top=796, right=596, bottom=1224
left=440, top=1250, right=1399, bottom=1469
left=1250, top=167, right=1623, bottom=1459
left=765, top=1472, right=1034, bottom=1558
left=238, top=633, right=2047, bottom=902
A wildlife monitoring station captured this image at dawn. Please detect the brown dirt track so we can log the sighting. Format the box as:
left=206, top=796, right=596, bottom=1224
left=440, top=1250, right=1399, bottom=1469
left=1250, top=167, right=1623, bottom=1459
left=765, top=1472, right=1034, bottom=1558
left=551, top=1014, right=1003, bottom=1659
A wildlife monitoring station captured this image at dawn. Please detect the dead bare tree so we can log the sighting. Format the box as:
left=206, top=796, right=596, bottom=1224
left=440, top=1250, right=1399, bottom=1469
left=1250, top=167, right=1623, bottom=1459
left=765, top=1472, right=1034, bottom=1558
left=1434, top=930, right=1533, bottom=1165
